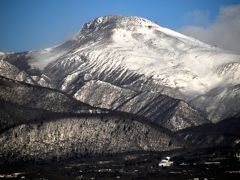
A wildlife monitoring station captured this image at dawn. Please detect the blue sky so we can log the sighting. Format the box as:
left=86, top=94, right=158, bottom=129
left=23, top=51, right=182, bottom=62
left=0, top=0, right=239, bottom=52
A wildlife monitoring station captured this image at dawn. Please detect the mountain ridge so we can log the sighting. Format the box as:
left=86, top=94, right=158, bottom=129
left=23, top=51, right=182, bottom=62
left=0, top=15, right=240, bottom=169
left=1, top=15, right=240, bottom=127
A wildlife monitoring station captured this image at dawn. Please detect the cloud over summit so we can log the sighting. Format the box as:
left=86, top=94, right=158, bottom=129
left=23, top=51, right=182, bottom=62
left=180, top=4, right=240, bottom=54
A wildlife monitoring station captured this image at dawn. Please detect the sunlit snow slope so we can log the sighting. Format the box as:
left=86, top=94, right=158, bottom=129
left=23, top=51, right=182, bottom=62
left=55, top=16, right=240, bottom=97
left=2, top=16, right=240, bottom=123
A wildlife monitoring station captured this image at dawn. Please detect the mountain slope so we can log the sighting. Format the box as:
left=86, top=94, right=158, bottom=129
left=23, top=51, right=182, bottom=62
left=0, top=59, right=207, bottom=131
left=1, top=15, right=240, bottom=126
left=177, top=115, right=240, bottom=147
left=0, top=76, right=100, bottom=113
left=190, top=84, right=240, bottom=122
left=42, top=16, right=240, bottom=123
left=43, top=16, right=239, bottom=94
left=74, top=80, right=207, bottom=131
left=0, top=100, right=46, bottom=132
left=0, top=99, right=184, bottom=163
left=0, top=75, right=185, bottom=163
left=0, top=60, right=34, bottom=84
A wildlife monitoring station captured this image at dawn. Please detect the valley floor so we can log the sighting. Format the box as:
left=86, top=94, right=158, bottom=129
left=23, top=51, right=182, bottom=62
left=1, top=147, right=240, bottom=180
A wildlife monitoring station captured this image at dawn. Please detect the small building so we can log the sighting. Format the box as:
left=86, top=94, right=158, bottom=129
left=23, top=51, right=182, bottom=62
left=158, top=156, right=173, bottom=167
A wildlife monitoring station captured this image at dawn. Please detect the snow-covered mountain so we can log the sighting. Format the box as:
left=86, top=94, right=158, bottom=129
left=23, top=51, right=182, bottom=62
left=73, top=80, right=207, bottom=131
left=1, top=15, right=240, bottom=126
left=0, top=76, right=184, bottom=162
left=46, top=16, right=239, bottom=95
left=1, top=15, right=240, bottom=167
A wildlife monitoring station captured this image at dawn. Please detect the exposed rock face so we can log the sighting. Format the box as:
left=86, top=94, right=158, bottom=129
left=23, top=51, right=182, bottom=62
left=74, top=80, right=207, bottom=131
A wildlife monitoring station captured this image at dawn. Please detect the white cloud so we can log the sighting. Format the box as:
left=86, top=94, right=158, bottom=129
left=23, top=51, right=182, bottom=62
left=183, top=10, right=210, bottom=26
left=180, top=4, right=240, bottom=53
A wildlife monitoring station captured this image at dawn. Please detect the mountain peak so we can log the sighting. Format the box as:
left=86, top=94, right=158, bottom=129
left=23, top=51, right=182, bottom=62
left=2, top=15, right=240, bottom=124
left=74, top=15, right=208, bottom=48
left=46, top=16, right=240, bottom=100
left=81, top=15, right=158, bottom=32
